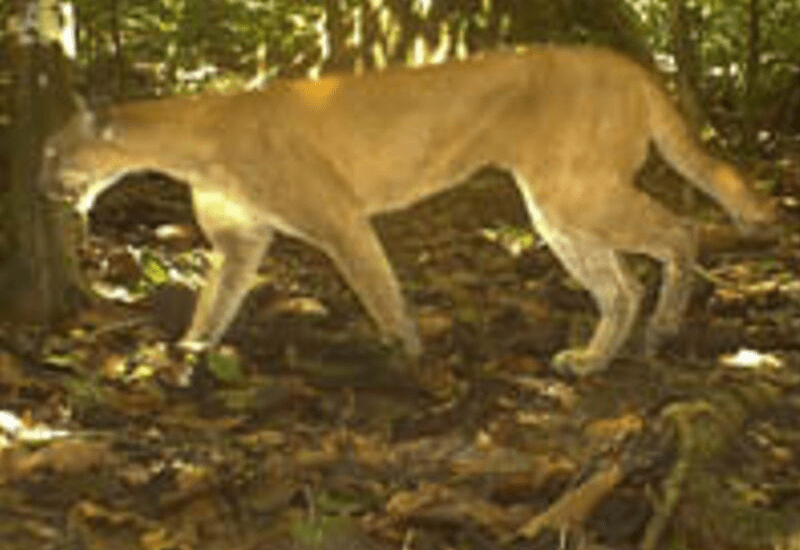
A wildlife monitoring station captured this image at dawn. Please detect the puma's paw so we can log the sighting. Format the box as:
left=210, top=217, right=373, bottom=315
left=551, top=348, right=610, bottom=377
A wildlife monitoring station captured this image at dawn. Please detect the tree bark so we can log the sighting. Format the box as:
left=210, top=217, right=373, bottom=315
left=108, top=0, right=125, bottom=97
left=669, top=0, right=705, bottom=130
left=571, top=0, right=654, bottom=68
left=1, top=0, right=84, bottom=325
left=743, top=0, right=760, bottom=153
left=324, top=0, right=351, bottom=72
left=389, top=0, right=422, bottom=64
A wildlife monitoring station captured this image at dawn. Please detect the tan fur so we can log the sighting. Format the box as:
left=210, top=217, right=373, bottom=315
left=55, top=45, right=772, bottom=375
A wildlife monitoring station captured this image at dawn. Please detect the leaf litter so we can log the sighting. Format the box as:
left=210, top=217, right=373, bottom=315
left=0, top=171, right=799, bottom=549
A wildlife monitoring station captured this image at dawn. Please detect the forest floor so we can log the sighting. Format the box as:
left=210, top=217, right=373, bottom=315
left=1, top=166, right=800, bottom=550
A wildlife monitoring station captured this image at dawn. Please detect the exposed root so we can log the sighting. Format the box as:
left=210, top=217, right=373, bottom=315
left=641, top=375, right=800, bottom=550
left=517, top=461, right=624, bottom=540
left=640, top=401, right=717, bottom=550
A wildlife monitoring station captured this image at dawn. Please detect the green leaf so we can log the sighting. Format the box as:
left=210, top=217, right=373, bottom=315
left=207, top=348, right=244, bottom=383
left=290, top=515, right=351, bottom=549
left=141, top=250, right=169, bottom=286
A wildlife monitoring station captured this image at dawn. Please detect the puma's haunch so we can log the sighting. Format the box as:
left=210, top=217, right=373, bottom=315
left=53, top=45, right=773, bottom=376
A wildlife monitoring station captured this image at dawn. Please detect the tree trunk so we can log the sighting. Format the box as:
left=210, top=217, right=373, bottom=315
left=108, top=0, right=125, bottom=97
left=324, top=0, right=351, bottom=72
left=390, top=0, right=422, bottom=64
left=574, top=0, right=653, bottom=68
left=743, top=0, right=760, bottom=153
left=667, top=0, right=707, bottom=213
left=669, top=0, right=705, bottom=130
left=1, top=0, right=84, bottom=325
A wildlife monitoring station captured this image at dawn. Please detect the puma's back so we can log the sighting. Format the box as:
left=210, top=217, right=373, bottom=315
left=56, top=45, right=773, bottom=377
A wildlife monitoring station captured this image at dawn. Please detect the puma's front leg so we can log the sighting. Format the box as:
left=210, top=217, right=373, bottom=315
left=311, top=212, right=421, bottom=357
left=178, top=189, right=272, bottom=353
left=178, top=228, right=272, bottom=351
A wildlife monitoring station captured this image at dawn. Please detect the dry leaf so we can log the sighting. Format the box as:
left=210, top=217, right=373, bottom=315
left=585, top=413, right=644, bottom=444
left=15, top=439, right=115, bottom=477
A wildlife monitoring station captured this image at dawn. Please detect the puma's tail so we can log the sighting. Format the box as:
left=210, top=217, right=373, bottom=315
left=643, top=79, right=773, bottom=232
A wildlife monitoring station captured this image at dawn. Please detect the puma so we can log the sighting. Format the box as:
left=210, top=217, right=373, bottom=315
left=52, top=45, right=772, bottom=376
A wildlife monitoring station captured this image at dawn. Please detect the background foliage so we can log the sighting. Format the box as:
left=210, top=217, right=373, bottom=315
left=59, top=0, right=800, bottom=147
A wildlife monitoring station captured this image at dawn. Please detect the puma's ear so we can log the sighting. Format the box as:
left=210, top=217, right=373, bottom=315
left=71, top=93, right=115, bottom=141
left=47, top=93, right=113, bottom=163
left=46, top=93, right=93, bottom=154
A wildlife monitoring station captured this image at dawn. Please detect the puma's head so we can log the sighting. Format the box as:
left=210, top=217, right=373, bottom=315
left=49, top=97, right=130, bottom=215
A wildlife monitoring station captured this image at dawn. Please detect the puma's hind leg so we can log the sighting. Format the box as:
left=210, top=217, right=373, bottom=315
left=513, top=174, right=643, bottom=376
left=645, top=247, right=695, bottom=355
left=621, top=200, right=698, bottom=356
left=547, top=236, right=644, bottom=375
